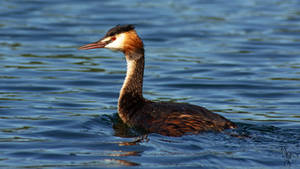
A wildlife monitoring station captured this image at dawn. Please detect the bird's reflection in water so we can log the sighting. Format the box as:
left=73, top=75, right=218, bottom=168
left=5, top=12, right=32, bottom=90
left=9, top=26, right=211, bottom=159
left=110, top=112, right=148, bottom=138
left=97, top=113, right=149, bottom=167
left=103, top=158, right=140, bottom=166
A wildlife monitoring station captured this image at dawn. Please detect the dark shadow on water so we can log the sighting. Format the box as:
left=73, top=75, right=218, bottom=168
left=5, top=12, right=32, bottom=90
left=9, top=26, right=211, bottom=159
left=83, top=112, right=148, bottom=139
left=81, top=114, right=148, bottom=167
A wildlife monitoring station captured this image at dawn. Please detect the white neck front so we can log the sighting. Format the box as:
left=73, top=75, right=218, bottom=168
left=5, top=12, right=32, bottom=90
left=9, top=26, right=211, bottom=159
left=120, top=59, right=136, bottom=97
left=118, top=54, right=145, bottom=110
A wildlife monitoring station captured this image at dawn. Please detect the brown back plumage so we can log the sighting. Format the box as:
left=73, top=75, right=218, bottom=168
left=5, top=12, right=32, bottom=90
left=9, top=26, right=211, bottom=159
left=122, top=100, right=236, bottom=137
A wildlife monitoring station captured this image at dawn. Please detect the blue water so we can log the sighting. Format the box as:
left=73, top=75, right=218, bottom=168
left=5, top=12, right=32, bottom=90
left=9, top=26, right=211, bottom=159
left=0, top=0, right=300, bottom=168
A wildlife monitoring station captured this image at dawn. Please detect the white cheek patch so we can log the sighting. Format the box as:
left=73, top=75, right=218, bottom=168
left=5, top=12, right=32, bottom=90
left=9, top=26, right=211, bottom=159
left=101, top=37, right=111, bottom=42
left=105, top=33, right=126, bottom=50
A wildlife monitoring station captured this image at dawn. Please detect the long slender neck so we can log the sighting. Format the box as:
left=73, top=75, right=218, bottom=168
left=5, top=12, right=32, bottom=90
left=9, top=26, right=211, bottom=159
left=118, top=50, right=145, bottom=122
left=120, top=54, right=144, bottom=99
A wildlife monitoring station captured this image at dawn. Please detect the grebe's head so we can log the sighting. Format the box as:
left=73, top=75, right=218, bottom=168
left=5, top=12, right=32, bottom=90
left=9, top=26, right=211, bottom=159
left=79, top=24, right=143, bottom=54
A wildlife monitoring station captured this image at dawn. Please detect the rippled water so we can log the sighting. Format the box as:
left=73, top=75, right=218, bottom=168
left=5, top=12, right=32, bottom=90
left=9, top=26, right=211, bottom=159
left=0, top=0, right=300, bottom=168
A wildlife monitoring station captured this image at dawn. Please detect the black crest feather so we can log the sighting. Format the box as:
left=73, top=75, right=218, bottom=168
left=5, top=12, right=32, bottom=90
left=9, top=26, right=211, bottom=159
left=105, top=24, right=135, bottom=37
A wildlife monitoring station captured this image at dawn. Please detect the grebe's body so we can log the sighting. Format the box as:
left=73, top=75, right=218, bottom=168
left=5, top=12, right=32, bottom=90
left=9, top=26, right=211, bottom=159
left=79, top=25, right=236, bottom=136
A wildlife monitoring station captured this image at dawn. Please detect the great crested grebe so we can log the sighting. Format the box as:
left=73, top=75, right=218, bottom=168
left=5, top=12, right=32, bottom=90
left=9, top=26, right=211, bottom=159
left=79, top=24, right=236, bottom=137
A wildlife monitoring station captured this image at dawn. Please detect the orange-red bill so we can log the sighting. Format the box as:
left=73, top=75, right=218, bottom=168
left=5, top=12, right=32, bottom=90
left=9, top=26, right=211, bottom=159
left=78, top=41, right=106, bottom=50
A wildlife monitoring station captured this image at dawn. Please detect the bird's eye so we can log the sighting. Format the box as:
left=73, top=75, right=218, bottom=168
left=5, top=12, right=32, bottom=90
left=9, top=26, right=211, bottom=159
left=111, top=37, right=116, bottom=41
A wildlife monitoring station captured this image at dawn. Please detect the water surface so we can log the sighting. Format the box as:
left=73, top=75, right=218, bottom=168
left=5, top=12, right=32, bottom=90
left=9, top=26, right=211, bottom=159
left=0, top=0, right=300, bottom=168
